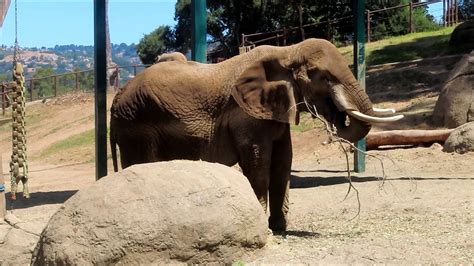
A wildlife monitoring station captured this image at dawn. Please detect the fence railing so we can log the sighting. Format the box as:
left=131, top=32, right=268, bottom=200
left=1, top=64, right=150, bottom=116
left=240, top=0, right=458, bottom=50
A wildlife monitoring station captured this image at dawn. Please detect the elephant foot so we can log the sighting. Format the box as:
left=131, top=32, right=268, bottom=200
left=268, top=215, right=287, bottom=232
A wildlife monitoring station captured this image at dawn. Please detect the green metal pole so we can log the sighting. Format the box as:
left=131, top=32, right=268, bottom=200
left=94, top=0, right=108, bottom=180
left=191, top=0, right=207, bottom=63
left=353, top=0, right=366, bottom=173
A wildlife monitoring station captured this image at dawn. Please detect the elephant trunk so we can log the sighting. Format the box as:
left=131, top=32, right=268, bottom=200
left=329, top=83, right=403, bottom=143
left=336, top=114, right=372, bottom=143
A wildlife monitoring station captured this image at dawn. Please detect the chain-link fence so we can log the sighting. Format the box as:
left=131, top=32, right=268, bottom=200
left=1, top=64, right=149, bottom=115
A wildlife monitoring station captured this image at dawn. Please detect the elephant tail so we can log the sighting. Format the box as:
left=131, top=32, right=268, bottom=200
left=110, top=124, right=119, bottom=172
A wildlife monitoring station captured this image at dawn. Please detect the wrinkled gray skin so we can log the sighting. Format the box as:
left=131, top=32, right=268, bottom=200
left=111, top=39, right=376, bottom=231
left=155, top=52, right=187, bottom=63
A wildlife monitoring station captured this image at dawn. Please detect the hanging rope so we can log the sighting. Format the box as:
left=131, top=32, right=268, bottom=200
left=10, top=0, right=29, bottom=200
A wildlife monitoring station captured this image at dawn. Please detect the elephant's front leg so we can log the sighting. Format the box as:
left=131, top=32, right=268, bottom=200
left=237, top=142, right=273, bottom=212
left=269, top=127, right=292, bottom=232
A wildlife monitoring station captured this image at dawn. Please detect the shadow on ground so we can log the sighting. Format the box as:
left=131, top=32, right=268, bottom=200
left=290, top=171, right=473, bottom=189
left=5, top=190, right=78, bottom=210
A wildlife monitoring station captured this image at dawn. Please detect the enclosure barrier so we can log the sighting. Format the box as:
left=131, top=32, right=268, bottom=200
left=240, top=0, right=458, bottom=48
left=0, top=64, right=150, bottom=115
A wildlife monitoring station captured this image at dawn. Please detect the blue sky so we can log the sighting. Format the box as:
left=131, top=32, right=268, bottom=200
left=0, top=1, right=444, bottom=48
left=1, top=0, right=177, bottom=47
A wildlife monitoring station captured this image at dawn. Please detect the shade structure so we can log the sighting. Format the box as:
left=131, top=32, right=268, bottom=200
left=0, top=0, right=10, bottom=28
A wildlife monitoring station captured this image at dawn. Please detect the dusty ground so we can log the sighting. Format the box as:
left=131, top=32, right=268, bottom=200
left=0, top=57, right=473, bottom=264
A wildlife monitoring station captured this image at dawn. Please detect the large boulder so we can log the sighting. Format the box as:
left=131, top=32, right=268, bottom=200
left=432, top=51, right=474, bottom=128
left=31, top=161, right=268, bottom=265
left=443, top=122, right=474, bottom=154
left=449, top=20, right=474, bottom=46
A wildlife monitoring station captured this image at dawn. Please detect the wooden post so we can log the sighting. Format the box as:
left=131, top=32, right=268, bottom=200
left=133, top=65, right=137, bottom=76
left=447, top=0, right=451, bottom=26
left=443, top=0, right=446, bottom=27
left=1, top=83, right=5, bottom=116
left=409, top=1, right=414, bottom=33
left=75, top=72, right=80, bottom=92
left=283, top=27, right=287, bottom=46
left=297, top=3, right=305, bottom=41
left=115, top=66, right=120, bottom=90
left=455, top=0, right=458, bottom=24
left=54, top=76, right=58, bottom=97
left=0, top=153, right=6, bottom=220
left=367, top=11, right=371, bottom=43
left=241, top=33, right=245, bottom=46
left=29, top=79, right=34, bottom=101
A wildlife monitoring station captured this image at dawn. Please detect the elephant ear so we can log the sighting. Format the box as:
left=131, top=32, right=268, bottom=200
left=232, top=58, right=300, bottom=124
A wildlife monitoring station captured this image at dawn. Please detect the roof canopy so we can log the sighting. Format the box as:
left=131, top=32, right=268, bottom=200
left=0, top=0, right=10, bottom=28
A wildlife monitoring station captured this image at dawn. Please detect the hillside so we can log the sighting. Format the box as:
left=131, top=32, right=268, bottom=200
left=0, top=43, right=140, bottom=79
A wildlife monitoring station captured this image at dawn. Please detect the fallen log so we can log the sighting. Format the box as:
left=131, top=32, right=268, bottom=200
left=366, top=129, right=454, bottom=150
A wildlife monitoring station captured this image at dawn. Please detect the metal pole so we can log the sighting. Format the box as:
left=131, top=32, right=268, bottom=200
left=94, top=0, right=108, bottom=180
left=353, top=0, right=366, bottom=173
left=191, top=0, right=207, bottom=63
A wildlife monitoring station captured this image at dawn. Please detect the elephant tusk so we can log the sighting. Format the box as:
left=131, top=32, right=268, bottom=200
left=373, top=107, right=395, bottom=114
left=348, top=110, right=404, bottom=123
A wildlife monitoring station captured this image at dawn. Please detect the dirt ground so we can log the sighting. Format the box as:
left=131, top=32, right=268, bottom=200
left=1, top=57, right=473, bottom=264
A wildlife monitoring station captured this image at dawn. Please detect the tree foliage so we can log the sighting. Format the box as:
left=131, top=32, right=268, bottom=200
left=32, top=67, right=55, bottom=97
left=459, top=0, right=474, bottom=20
left=136, top=25, right=174, bottom=64
left=137, top=0, right=440, bottom=62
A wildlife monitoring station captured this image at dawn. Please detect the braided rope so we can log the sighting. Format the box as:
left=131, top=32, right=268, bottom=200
left=10, top=63, right=29, bottom=200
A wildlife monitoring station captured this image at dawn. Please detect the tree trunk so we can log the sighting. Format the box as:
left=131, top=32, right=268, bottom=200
left=297, top=3, right=305, bottom=41
left=366, top=129, right=454, bottom=150
left=105, top=0, right=114, bottom=91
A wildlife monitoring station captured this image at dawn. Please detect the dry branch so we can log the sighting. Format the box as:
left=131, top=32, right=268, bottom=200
left=366, top=129, right=454, bottom=150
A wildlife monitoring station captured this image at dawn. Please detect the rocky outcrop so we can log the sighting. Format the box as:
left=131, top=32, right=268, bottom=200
left=432, top=51, right=474, bottom=128
left=31, top=160, right=267, bottom=265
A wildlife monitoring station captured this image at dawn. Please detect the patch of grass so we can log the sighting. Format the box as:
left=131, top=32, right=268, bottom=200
left=291, top=112, right=325, bottom=132
left=40, top=129, right=95, bottom=158
left=339, top=27, right=471, bottom=66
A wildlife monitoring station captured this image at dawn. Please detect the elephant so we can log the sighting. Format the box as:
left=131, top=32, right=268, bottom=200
left=110, top=38, right=403, bottom=231
left=154, top=52, right=187, bottom=63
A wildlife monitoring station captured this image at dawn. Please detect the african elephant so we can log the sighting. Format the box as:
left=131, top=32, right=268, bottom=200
left=154, top=52, right=187, bottom=63
left=110, top=38, right=402, bottom=231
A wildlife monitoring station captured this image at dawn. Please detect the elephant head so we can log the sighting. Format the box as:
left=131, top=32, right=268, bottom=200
left=154, top=52, right=187, bottom=64
left=232, top=38, right=402, bottom=142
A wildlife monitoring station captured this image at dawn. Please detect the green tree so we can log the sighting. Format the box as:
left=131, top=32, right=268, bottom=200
left=32, top=68, right=54, bottom=98
left=136, top=25, right=174, bottom=64
left=459, top=0, right=474, bottom=20
left=137, top=1, right=440, bottom=61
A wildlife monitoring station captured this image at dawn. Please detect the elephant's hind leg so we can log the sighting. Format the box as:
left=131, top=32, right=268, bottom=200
left=118, top=134, right=160, bottom=169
